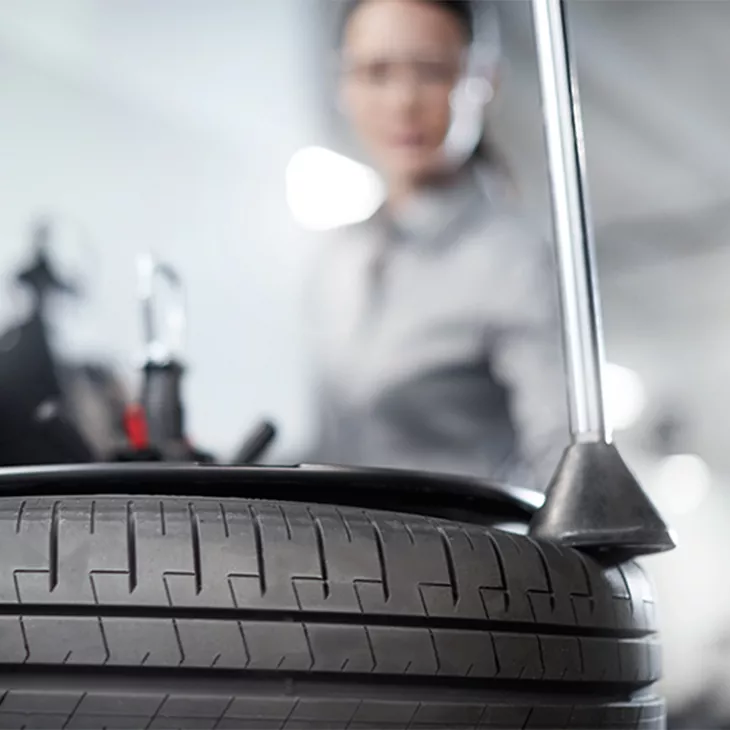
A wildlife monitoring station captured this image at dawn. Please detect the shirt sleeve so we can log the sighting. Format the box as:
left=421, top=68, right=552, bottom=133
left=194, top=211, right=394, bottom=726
left=488, top=224, right=569, bottom=491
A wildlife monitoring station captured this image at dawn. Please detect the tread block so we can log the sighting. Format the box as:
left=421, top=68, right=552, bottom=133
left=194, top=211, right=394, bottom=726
left=226, top=697, right=297, bottom=721
left=538, top=635, right=584, bottom=681
left=175, top=618, right=248, bottom=668
left=368, top=626, right=439, bottom=675
left=4, top=501, right=56, bottom=604
left=524, top=705, right=574, bottom=729
left=66, top=717, right=152, bottom=729
left=306, top=624, right=376, bottom=673
left=579, top=637, right=622, bottom=682
left=0, top=714, right=70, bottom=729
left=357, top=516, right=452, bottom=615
left=229, top=503, right=321, bottom=610
left=409, top=701, right=486, bottom=727
left=74, top=692, right=163, bottom=716
left=349, top=700, right=419, bottom=726
left=23, top=616, right=107, bottom=665
left=244, top=621, right=312, bottom=670
left=431, top=629, right=498, bottom=678
left=288, top=698, right=360, bottom=724
left=293, top=508, right=381, bottom=613
left=478, top=705, right=533, bottom=729
left=103, top=617, right=182, bottom=666
left=0, top=617, right=27, bottom=663
left=493, top=633, right=544, bottom=680
left=158, top=695, right=232, bottom=719
left=419, top=526, right=500, bottom=620
left=0, top=691, right=82, bottom=714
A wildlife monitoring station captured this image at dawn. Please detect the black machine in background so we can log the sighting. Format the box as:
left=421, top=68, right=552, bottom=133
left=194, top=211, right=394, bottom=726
left=114, top=255, right=275, bottom=465
left=112, top=255, right=213, bottom=463
left=0, top=223, right=95, bottom=466
left=0, top=221, right=275, bottom=468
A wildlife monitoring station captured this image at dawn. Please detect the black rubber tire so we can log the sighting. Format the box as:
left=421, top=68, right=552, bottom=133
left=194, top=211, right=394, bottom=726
left=0, top=495, right=662, bottom=729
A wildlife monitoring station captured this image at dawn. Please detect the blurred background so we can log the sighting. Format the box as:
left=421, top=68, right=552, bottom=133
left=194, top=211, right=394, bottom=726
left=1, top=0, right=729, bottom=724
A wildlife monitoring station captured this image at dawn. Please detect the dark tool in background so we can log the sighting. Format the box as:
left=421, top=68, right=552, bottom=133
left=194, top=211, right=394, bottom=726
left=138, top=255, right=188, bottom=457
left=0, top=220, right=93, bottom=466
left=135, top=255, right=278, bottom=465
left=116, top=255, right=275, bottom=464
left=113, top=255, right=212, bottom=463
left=233, top=419, right=277, bottom=465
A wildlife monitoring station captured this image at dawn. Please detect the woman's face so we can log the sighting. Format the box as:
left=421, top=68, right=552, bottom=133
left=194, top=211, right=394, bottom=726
left=341, top=0, right=467, bottom=186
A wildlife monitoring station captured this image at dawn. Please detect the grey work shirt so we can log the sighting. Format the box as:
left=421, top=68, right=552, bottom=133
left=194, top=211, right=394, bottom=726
left=306, top=164, right=568, bottom=490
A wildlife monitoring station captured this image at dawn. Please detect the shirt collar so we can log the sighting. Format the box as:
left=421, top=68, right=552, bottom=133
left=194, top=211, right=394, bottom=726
left=371, top=163, right=491, bottom=246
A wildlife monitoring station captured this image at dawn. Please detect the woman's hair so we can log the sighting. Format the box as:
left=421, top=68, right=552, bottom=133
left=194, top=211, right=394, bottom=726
left=338, top=0, right=475, bottom=46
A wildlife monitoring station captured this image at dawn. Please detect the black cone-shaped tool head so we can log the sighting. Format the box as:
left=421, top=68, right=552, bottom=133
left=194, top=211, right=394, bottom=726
left=529, top=441, right=676, bottom=558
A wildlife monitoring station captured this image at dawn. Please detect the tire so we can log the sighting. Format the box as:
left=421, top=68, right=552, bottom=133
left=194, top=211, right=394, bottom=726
left=0, top=494, right=662, bottom=730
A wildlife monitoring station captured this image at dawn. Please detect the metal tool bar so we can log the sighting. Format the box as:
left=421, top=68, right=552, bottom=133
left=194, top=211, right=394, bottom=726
left=137, top=255, right=187, bottom=365
left=532, top=0, right=609, bottom=443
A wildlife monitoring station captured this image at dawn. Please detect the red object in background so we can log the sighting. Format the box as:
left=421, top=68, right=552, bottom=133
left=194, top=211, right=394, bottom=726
left=124, top=404, right=149, bottom=450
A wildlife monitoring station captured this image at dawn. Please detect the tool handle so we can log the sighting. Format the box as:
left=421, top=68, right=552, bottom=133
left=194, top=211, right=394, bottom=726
left=235, top=420, right=277, bottom=465
left=532, top=0, right=609, bottom=443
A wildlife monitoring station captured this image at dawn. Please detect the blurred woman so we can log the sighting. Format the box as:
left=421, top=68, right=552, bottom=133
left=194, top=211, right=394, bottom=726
left=305, top=0, right=567, bottom=489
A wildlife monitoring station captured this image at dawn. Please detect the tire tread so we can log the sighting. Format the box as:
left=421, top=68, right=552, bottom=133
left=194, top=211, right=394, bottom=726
left=0, top=495, right=661, bottom=728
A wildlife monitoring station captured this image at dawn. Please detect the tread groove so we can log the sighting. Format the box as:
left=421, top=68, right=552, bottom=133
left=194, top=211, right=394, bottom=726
left=529, top=538, right=557, bottom=612
left=49, top=501, right=60, bottom=592
left=0, top=602, right=652, bottom=638
left=363, top=626, right=378, bottom=671
left=249, top=505, right=267, bottom=596
left=189, top=503, right=203, bottom=595
left=302, top=622, right=316, bottom=671
left=279, top=504, right=293, bottom=540
left=490, top=630, right=501, bottom=677
left=0, top=664, right=658, bottom=697
left=282, top=698, right=300, bottom=728
left=310, top=511, right=330, bottom=599
left=428, top=628, right=441, bottom=675
left=575, top=552, right=597, bottom=616
left=459, top=525, right=475, bottom=550
left=89, top=500, right=96, bottom=535
left=437, top=527, right=459, bottom=607
left=237, top=621, right=251, bottom=670
left=401, top=519, right=416, bottom=545
left=61, top=691, right=86, bottom=730
left=536, top=635, right=547, bottom=680
left=15, top=501, right=25, bottom=534
left=212, top=696, right=236, bottom=730
left=144, top=695, right=168, bottom=730
left=618, top=565, right=636, bottom=616
left=521, top=706, right=534, bottom=729
left=172, top=617, right=186, bottom=665
left=335, top=507, right=353, bottom=542
left=369, top=518, right=390, bottom=603
left=18, top=616, right=30, bottom=663
left=159, top=501, right=166, bottom=536
left=577, top=636, right=586, bottom=677
left=97, top=616, right=111, bottom=665
left=219, top=503, right=230, bottom=539
left=486, top=531, right=509, bottom=612
left=126, top=501, right=137, bottom=593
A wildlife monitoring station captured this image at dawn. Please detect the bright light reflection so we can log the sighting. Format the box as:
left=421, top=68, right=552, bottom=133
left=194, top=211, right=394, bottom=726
left=286, top=146, right=385, bottom=231
left=604, top=363, right=646, bottom=431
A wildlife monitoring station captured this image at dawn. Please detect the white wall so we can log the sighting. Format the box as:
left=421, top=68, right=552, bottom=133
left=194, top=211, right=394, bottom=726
left=0, top=0, right=324, bottom=458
